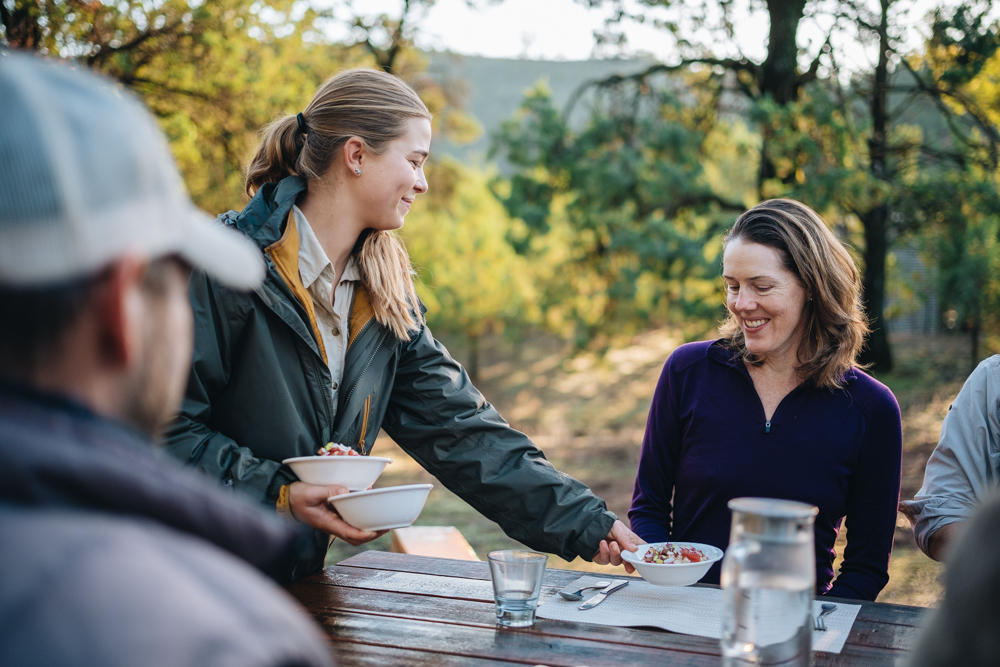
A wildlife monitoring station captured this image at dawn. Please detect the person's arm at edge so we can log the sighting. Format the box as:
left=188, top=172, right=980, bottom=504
left=902, top=358, right=1000, bottom=560
left=927, top=521, right=964, bottom=562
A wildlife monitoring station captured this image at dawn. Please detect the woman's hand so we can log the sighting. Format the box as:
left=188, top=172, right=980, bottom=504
left=593, top=520, right=645, bottom=573
left=287, top=481, right=387, bottom=546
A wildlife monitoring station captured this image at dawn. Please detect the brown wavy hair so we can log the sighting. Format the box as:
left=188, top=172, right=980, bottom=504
left=719, top=199, right=869, bottom=389
left=245, top=69, right=431, bottom=341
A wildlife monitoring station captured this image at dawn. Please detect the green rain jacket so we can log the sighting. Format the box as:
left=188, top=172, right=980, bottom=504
left=164, top=176, right=617, bottom=578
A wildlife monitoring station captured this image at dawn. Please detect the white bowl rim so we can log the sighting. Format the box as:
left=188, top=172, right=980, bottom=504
left=623, top=541, right=724, bottom=566
left=282, top=455, right=393, bottom=465
left=328, top=483, right=434, bottom=501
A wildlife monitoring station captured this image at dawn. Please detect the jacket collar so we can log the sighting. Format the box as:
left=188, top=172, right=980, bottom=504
left=227, top=176, right=381, bottom=360
left=229, top=176, right=308, bottom=250
left=0, top=382, right=312, bottom=581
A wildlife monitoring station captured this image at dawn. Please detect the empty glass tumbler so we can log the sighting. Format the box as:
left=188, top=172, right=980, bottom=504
left=487, top=550, right=547, bottom=627
left=721, top=497, right=819, bottom=667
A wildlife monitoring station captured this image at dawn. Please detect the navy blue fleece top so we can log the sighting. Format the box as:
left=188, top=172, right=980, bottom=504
left=629, top=340, right=902, bottom=601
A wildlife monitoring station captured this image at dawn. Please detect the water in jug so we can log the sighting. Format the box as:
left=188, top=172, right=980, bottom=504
left=720, top=497, right=818, bottom=667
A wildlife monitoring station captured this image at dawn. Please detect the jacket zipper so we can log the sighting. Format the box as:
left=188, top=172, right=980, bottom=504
left=734, top=363, right=792, bottom=435
left=343, top=327, right=389, bottom=409
left=358, top=395, right=371, bottom=451
left=311, top=354, right=335, bottom=444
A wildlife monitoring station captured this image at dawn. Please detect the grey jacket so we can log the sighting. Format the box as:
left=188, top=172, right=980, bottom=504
left=0, top=382, right=335, bottom=667
left=900, top=355, right=1000, bottom=556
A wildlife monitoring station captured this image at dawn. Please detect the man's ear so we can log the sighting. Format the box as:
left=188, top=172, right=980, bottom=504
left=93, top=256, right=147, bottom=370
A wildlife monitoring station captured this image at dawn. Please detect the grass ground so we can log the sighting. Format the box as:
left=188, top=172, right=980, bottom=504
left=326, top=329, right=983, bottom=607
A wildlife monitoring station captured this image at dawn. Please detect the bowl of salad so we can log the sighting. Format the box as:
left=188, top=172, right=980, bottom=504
left=283, top=443, right=392, bottom=491
left=622, top=541, right=724, bottom=587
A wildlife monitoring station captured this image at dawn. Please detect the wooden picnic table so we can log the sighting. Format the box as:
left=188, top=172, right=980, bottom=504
left=286, top=550, right=927, bottom=666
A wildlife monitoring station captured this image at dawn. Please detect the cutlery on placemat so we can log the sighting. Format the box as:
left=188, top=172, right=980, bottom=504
left=558, top=580, right=611, bottom=601
left=814, top=603, right=837, bottom=631
left=579, top=580, right=629, bottom=610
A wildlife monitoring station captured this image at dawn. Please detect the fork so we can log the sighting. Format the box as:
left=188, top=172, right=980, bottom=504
left=814, top=603, right=837, bottom=631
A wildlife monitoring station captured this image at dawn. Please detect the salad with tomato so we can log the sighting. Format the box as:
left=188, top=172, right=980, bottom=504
left=641, top=543, right=709, bottom=564
left=316, top=443, right=360, bottom=457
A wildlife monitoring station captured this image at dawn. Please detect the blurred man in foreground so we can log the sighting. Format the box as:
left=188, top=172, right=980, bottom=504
left=0, top=51, right=335, bottom=667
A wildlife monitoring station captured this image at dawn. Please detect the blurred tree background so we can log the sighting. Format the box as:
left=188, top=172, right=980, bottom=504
left=5, top=0, right=1000, bottom=368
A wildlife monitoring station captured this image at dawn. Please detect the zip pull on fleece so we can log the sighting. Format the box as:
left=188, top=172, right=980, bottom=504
left=765, top=420, right=771, bottom=434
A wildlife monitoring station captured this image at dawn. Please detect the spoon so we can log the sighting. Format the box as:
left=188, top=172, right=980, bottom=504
left=814, top=603, right=837, bottom=631
left=558, top=580, right=612, bottom=601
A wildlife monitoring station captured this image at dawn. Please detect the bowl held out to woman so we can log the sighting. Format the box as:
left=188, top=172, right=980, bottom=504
left=164, top=68, right=639, bottom=580
left=629, top=199, right=902, bottom=601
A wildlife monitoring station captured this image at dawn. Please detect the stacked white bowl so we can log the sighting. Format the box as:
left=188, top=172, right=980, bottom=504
left=282, top=454, right=432, bottom=531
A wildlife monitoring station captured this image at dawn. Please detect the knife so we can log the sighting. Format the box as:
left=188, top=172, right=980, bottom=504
left=578, top=579, right=629, bottom=610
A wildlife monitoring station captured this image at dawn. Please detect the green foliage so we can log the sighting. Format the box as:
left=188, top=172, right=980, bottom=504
left=1, top=0, right=367, bottom=213
left=492, top=78, right=752, bottom=342
left=402, top=160, right=541, bottom=342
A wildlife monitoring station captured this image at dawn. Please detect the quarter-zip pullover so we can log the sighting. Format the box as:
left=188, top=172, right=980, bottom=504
left=629, top=339, right=902, bottom=601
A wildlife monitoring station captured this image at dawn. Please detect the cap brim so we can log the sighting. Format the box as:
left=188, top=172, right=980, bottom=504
left=175, top=209, right=265, bottom=290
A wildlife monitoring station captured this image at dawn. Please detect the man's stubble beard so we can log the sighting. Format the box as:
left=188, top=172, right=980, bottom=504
left=121, top=288, right=192, bottom=439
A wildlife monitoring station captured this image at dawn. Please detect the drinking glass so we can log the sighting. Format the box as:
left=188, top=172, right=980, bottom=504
left=487, top=550, right=547, bottom=627
left=720, top=497, right=818, bottom=667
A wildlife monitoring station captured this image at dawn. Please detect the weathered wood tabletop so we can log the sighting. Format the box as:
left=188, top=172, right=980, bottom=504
left=286, top=550, right=926, bottom=666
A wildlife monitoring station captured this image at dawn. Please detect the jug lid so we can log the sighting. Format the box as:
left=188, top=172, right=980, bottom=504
left=728, top=497, right=818, bottom=519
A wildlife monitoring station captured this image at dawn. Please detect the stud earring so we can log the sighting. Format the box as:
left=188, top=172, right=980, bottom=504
left=355, top=168, right=361, bottom=176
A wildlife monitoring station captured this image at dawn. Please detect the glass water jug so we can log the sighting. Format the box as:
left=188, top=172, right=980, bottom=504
left=720, top=497, right=819, bottom=667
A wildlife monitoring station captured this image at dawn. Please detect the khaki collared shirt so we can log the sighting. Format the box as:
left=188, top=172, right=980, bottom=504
left=293, top=205, right=358, bottom=417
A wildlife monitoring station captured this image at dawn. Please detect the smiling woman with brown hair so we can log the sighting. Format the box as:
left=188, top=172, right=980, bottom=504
left=165, top=68, right=640, bottom=580
left=629, top=199, right=903, bottom=601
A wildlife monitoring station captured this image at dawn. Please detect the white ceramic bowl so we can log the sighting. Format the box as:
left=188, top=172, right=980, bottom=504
left=622, top=542, right=724, bottom=587
left=282, top=455, right=392, bottom=492
left=327, top=483, right=434, bottom=531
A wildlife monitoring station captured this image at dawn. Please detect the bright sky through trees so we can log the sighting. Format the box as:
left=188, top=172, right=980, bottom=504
left=320, top=0, right=995, bottom=74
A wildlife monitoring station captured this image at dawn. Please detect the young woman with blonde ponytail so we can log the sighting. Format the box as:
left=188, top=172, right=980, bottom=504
left=165, top=69, right=640, bottom=580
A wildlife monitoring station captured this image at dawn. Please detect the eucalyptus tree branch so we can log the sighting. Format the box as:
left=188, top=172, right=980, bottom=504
left=123, top=76, right=215, bottom=101
left=796, top=31, right=833, bottom=88
left=898, top=57, right=1000, bottom=169
left=564, top=57, right=759, bottom=116
left=662, top=192, right=746, bottom=217
left=85, top=16, right=186, bottom=68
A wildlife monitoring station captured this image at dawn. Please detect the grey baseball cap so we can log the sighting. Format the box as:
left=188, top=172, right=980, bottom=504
left=0, top=50, right=264, bottom=289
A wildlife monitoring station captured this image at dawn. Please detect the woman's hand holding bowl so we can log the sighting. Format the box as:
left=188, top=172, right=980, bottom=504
left=593, top=520, right=646, bottom=573
left=287, top=481, right=387, bottom=545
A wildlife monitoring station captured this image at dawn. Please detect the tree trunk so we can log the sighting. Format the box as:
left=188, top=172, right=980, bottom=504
left=859, top=205, right=893, bottom=371
left=858, top=0, right=894, bottom=372
left=1, top=1, right=42, bottom=50
left=757, top=0, right=807, bottom=193
left=761, top=0, right=808, bottom=104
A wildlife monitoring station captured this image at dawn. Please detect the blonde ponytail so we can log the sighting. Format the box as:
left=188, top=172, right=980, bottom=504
left=246, top=68, right=431, bottom=340
left=246, top=115, right=308, bottom=198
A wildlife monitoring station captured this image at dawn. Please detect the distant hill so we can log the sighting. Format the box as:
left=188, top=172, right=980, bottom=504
left=425, top=52, right=653, bottom=167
